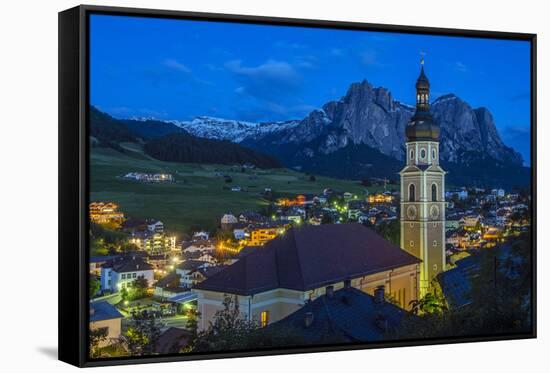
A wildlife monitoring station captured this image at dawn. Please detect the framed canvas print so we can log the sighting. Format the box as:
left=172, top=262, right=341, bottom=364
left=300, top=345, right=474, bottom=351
left=58, top=5, right=536, bottom=367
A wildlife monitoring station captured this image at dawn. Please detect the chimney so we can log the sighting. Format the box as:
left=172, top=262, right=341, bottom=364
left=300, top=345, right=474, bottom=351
left=374, top=285, right=385, bottom=304
left=344, top=279, right=351, bottom=288
left=304, top=312, right=314, bottom=328
left=326, top=285, right=334, bottom=298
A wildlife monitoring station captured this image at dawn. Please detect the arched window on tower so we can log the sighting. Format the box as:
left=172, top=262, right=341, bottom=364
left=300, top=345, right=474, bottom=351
left=409, top=184, right=416, bottom=202
left=432, top=183, right=437, bottom=202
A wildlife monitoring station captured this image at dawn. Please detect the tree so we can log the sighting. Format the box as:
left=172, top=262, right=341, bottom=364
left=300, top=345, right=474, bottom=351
left=185, top=308, right=200, bottom=338
left=117, top=311, right=164, bottom=356
left=373, top=220, right=400, bottom=246
left=191, top=295, right=258, bottom=352
left=409, top=292, right=448, bottom=316
left=321, top=214, right=334, bottom=224
left=129, top=276, right=149, bottom=300
left=89, top=327, right=108, bottom=358
left=90, top=277, right=101, bottom=298
left=394, top=234, right=532, bottom=340
left=120, top=287, right=129, bottom=303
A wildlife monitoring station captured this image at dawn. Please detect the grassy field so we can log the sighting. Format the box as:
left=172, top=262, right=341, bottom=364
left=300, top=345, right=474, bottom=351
left=90, top=144, right=392, bottom=235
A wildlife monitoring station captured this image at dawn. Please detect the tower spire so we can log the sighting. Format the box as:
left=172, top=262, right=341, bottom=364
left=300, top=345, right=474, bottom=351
left=405, top=55, right=440, bottom=142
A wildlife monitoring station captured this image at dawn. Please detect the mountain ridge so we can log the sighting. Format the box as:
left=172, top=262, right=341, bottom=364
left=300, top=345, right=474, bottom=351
left=94, top=78, right=529, bottom=188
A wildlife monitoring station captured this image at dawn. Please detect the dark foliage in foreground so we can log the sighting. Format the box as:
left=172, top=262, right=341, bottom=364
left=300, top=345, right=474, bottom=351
left=190, top=295, right=307, bottom=352
left=392, top=234, right=532, bottom=340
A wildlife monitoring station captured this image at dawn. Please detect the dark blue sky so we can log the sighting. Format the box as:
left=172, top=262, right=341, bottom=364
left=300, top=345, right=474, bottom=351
left=90, top=14, right=531, bottom=164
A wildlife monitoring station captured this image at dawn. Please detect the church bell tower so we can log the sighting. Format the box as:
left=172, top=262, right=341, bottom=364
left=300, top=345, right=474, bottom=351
left=400, top=58, right=446, bottom=296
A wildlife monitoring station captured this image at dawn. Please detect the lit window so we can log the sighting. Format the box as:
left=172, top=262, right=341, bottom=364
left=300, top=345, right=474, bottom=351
left=260, top=311, right=269, bottom=327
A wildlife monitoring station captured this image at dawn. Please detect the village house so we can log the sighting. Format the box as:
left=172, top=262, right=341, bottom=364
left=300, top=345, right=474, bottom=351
left=89, top=202, right=125, bottom=225
left=238, top=211, right=269, bottom=224
left=182, top=239, right=216, bottom=253
left=89, top=255, right=120, bottom=275
left=265, top=285, right=410, bottom=343
left=147, top=253, right=177, bottom=270
left=460, top=215, right=483, bottom=231
left=181, top=265, right=228, bottom=289
left=124, top=172, right=173, bottom=183
left=221, top=213, right=238, bottom=231
left=246, top=223, right=287, bottom=246
left=491, top=188, right=505, bottom=198
left=193, top=223, right=420, bottom=330
left=100, top=255, right=154, bottom=293
left=233, top=226, right=247, bottom=240
left=175, top=260, right=211, bottom=288
left=153, top=272, right=188, bottom=300
left=275, top=206, right=305, bottom=224
left=367, top=193, right=393, bottom=204
left=192, top=231, right=210, bottom=241
left=147, top=220, right=164, bottom=233
left=130, top=230, right=176, bottom=254
left=89, top=301, right=123, bottom=348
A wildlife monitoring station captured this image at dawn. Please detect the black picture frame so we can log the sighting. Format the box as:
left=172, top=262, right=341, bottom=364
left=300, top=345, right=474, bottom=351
left=58, top=4, right=537, bottom=367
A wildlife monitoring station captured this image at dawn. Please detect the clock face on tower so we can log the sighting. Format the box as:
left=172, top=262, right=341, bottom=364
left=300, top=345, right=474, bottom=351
left=406, top=205, right=417, bottom=220
left=430, top=204, right=440, bottom=219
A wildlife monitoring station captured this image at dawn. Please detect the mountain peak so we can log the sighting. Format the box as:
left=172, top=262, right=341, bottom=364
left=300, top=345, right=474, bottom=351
left=433, top=93, right=460, bottom=103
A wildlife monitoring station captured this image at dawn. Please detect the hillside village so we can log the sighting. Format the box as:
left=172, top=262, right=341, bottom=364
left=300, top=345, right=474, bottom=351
left=88, top=179, right=530, bottom=357
left=87, top=58, right=532, bottom=359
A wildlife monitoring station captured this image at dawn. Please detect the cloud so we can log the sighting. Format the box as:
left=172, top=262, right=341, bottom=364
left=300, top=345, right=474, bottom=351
left=454, top=61, right=469, bottom=73
left=163, top=58, right=191, bottom=73
left=106, top=106, right=169, bottom=119
left=225, top=59, right=302, bottom=101
left=234, top=101, right=316, bottom=122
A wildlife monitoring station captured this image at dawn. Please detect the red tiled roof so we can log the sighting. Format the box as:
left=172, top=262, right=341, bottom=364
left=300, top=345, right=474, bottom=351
left=195, top=223, right=420, bottom=295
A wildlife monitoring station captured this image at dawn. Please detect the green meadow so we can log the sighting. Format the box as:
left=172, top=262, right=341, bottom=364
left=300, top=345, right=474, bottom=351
left=90, top=143, right=391, bottom=235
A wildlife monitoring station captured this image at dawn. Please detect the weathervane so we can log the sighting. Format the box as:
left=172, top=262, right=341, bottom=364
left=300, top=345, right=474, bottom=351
left=420, top=51, right=426, bottom=66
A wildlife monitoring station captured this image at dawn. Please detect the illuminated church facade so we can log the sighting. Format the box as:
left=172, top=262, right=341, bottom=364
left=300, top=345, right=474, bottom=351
left=400, top=59, right=446, bottom=296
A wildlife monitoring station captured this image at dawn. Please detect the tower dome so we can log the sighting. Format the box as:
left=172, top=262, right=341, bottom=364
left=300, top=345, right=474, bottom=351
left=406, top=59, right=440, bottom=142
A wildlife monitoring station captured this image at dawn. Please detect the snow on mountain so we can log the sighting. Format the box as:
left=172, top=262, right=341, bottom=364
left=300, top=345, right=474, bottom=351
left=165, top=116, right=301, bottom=143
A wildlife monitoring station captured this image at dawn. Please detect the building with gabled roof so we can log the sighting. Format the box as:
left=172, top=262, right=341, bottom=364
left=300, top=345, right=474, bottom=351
left=89, top=301, right=123, bottom=348
left=194, top=223, right=420, bottom=330
left=100, top=255, right=154, bottom=293
left=265, top=285, right=410, bottom=344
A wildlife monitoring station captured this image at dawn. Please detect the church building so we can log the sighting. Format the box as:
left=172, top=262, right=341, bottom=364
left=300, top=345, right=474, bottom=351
left=400, top=59, right=446, bottom=295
